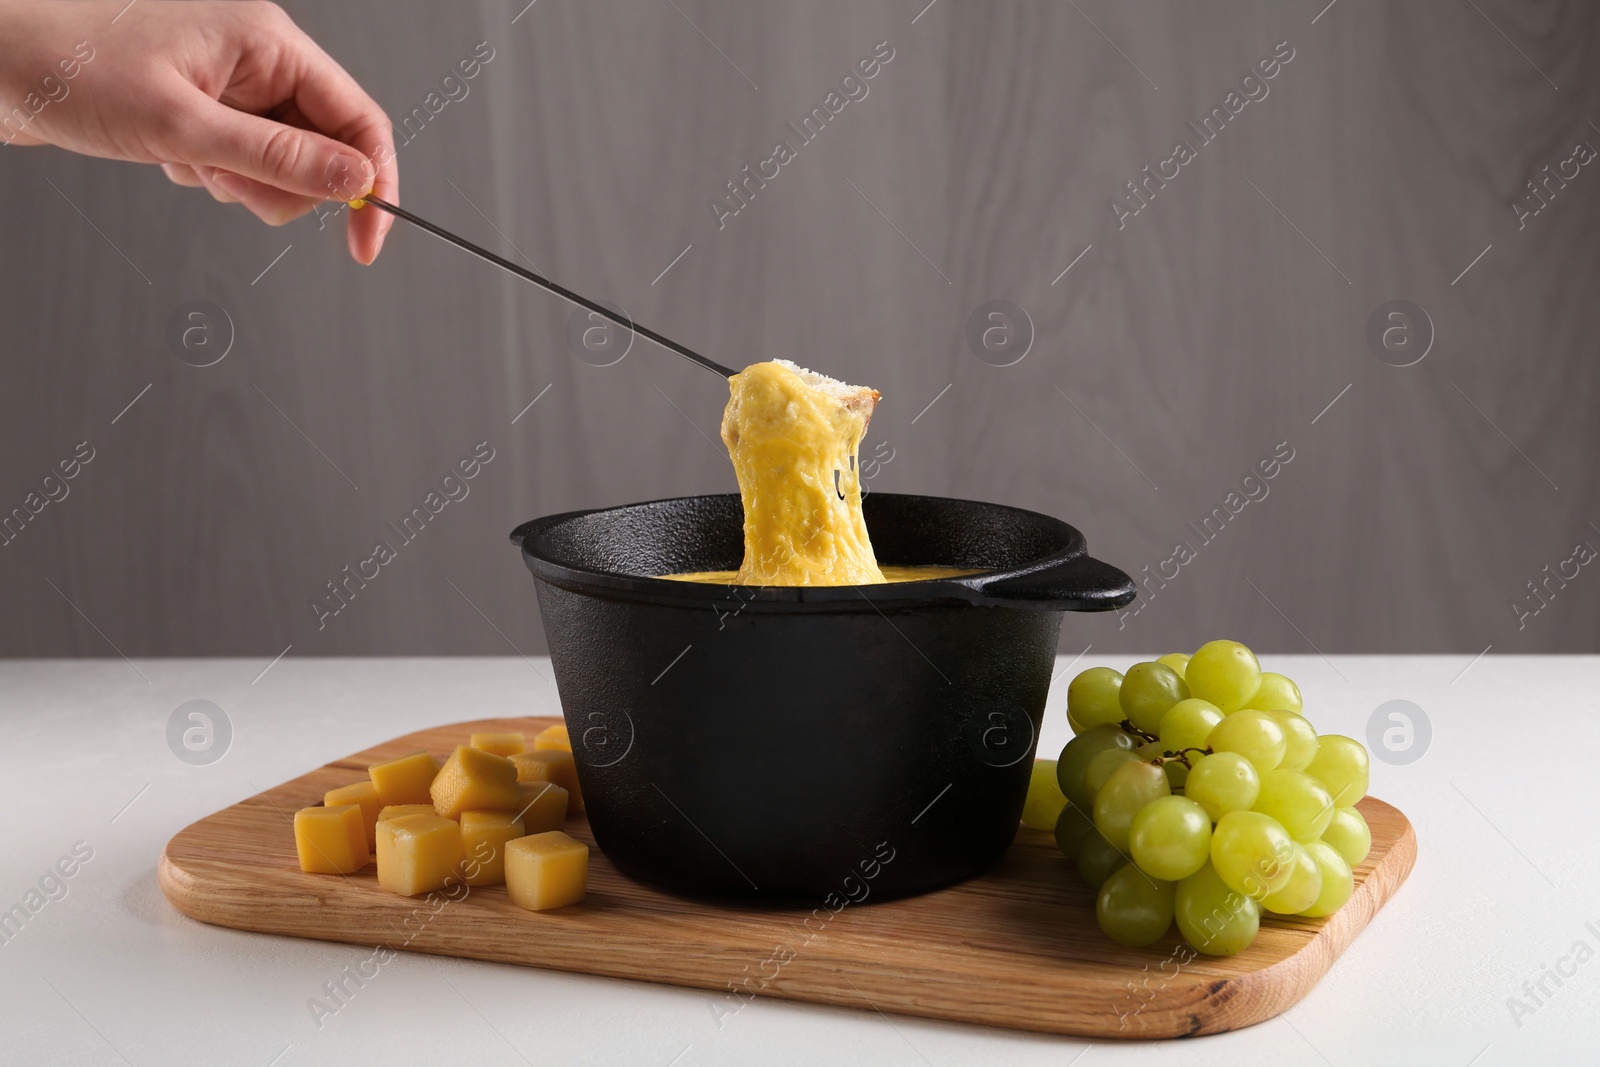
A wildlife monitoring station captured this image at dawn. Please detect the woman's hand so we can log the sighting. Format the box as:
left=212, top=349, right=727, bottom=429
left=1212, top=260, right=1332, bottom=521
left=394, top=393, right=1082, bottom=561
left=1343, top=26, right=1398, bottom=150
left=0, top=0, right=396, bottom=263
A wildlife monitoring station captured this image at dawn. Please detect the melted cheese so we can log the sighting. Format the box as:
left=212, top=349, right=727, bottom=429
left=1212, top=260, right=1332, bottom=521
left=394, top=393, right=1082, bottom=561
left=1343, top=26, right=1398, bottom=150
left=719, top=360, right=885, bottom=586
left=667, top=565, right=981, bottom=585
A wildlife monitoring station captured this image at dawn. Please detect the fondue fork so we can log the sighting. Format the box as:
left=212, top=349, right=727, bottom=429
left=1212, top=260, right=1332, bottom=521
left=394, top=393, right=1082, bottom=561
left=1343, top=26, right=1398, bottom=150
left=356, top=195, right=738, bottom=380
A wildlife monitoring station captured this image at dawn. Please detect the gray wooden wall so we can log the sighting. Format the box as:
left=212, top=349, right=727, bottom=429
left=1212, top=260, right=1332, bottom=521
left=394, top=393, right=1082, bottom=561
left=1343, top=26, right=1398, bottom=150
left=2, top=0, right=1597, bottom=659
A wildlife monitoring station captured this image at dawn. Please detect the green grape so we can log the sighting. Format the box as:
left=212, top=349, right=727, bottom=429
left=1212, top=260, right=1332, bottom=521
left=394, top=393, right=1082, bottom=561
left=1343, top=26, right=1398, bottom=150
left=1210, top=810, right=1294, bottom=900
left=1083, top=748, right=1141, bottom=804
left=1057, top=724, right=1138, bottom=811
left=1305, top=735, right=1370, bottom=807
left=1253, top=769, right=1335, bottom=843
left=1186, top=752, right=1260, bottom=820
left=1092, top=760, right=1170, bottom=852
left=1156, top=652, right=1190, bottom=678
left=1186, top=639, right=1262, bottom=713
left=1159, top=698, right=1223, bottom=753
left=1261, top=843, right=1322, bottom=915
left=1321, top=806, right=1372, bottom=867
left=1054, top=802, right=1095, bottom=858
left=1299, top=841, right=1354, bottom=917
left=1096, top=864, right=1176, bottom=947
left=1268, top=710, right=1320, bottom=771
left=1076, top=832, right=1124, bottom=888
left=1246, top=671, right=1303, bottom=716
left=1021, top=759, right=1069, bottom=829
left=1119, top=661, right=1190, bottom=734
left=1163, top=759, right=1189, bottom=791
left=1206, top=709, right=1286, bottom=772
left=1129, top=795, right=1213, bottom=881
left=1136, top=740, right=1164, bottom=759
left=1175, top=862, right=1261, bottom=957
left=1066, top=707, right=1086, bottom=735
left=1067, top=667, right=1125, bottom=732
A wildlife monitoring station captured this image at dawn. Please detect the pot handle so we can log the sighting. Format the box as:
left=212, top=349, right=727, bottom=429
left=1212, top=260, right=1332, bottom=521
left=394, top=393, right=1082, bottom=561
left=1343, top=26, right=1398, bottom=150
left=975, top=553, right=1136, bottom=611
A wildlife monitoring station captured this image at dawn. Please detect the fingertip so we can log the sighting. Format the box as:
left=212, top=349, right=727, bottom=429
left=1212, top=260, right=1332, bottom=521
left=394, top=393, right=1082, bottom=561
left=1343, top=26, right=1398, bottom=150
left=341, top=142, right=393, bottom=264
left=209, top=170, right=250, bottom=203
left=348, top=220, right=379, bottom=265
left=324, top=150, right=377, bottom=204
left=161, top=162, right=206, bottom=188
left=199, top=170, right=244, bottom=205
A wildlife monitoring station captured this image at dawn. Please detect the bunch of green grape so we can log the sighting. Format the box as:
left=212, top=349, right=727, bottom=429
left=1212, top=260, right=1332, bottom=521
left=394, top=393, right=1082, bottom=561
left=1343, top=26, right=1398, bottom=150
left=1019, top=640, right=1373, bottom=956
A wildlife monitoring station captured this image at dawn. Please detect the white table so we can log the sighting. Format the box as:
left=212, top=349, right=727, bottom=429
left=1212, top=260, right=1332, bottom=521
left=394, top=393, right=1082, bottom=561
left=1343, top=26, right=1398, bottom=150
left=1, top=655, right=1591, bottom=1066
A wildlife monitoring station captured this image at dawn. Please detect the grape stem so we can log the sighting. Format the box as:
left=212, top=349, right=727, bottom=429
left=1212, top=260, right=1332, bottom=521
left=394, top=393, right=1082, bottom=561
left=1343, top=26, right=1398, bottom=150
left=1116, top=720, right=1211, bottom=768
left=1117, top=719, right=1161, bottom=744
left=1152, top=745, right=1211, bottom=770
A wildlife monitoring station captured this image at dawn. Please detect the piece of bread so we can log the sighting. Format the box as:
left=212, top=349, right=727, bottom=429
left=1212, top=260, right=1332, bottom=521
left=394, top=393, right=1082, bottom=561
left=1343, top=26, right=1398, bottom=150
left=770, top=359, right=881, bottom=423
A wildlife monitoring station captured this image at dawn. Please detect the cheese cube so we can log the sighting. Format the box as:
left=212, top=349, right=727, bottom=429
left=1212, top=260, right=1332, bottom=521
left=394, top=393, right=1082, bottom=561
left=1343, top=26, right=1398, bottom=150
left=505, top=831, right=589, bottom=911
left=469, top=731, right=527, bottom=757
left=294, top=804, right=370, bottom=874
left=324, top=780, right=383, bottom=848
left=378, top=804, right=437, bottom=823
left=514, top=781, right=569, bottom=834
left=533, top=724, right=571, bottom=752
left=368, top=751, right=439, bottom=806
left=430, top=745, right=522, bottom=818
left=376, top=814, right=465, bottom=897
left=460, top=811, right=526, bottom=887
left=508, top=750, right=584, bottom=813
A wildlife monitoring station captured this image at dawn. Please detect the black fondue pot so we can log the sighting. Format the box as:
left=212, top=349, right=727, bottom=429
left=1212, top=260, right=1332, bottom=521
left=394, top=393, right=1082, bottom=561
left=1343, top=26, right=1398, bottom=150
left=510, top=493, right=1135, bottom=901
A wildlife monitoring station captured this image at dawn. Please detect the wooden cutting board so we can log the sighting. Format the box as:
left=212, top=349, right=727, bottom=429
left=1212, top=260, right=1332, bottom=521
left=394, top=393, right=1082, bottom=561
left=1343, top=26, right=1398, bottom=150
left=159, top=716, right=1416, bottom=1039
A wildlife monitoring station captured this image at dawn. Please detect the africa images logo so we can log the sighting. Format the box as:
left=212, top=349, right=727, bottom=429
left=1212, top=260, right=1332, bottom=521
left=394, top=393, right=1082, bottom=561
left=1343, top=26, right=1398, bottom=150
left=706, top=40, right=896, bottom=231
left=1110, top=40, right=1296, bottom=230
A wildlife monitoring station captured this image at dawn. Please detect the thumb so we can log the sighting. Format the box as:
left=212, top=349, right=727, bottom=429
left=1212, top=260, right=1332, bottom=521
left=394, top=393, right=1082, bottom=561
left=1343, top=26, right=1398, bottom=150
left=171, top=93, right=375, bottom=204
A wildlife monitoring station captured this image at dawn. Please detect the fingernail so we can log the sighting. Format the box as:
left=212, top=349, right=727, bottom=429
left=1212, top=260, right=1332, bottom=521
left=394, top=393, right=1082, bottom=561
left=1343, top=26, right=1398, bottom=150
left=324, top=153, right=374, bottom=201
left=210, top=170, right=249, bottom=198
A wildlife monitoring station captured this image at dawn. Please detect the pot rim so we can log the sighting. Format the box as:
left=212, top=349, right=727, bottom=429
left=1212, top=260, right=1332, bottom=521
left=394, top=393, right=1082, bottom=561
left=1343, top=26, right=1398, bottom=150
left=511, top=492, right=1136, bottom=613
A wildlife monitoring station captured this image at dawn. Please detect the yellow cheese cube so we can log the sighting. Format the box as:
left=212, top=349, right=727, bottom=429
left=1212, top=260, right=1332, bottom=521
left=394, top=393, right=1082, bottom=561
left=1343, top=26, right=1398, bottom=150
left=533, top=724, right=571, bottom=752
left=294, top=804, right=370, bottom=874
left=324, top=780, right=383, bottom=848
left=508, top=750, right=584, bottom=813
left=514, top=781, right=569, bottom=834
left=368, top=751, right=439, bottom=806
left=376, top=814, right=465, bottom=896
left=378, top=804, right=437, bottom=823
left=469, top=731, right=527, bottom=757
left=505, top=831, right=589, bottom=911
left=459, top=811, right=526, bottom=887
left=430, top=745, right=521, bottom=818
